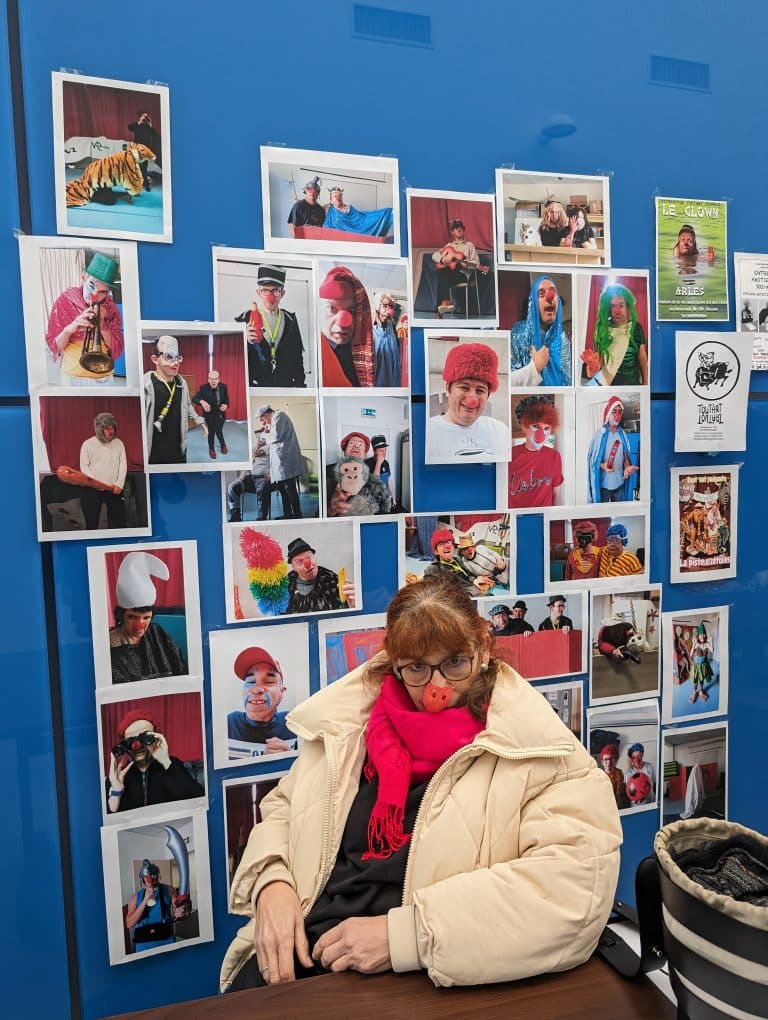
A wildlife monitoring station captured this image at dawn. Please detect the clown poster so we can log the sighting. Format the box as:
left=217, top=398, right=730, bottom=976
left=734, top=251, right=768, bottom=370
left=661, top=605, right=729, bottom=723
left=670, top=467, right=739, bottom=583
left=655, top=197, right=729, bottom=322
left=674, top=332, right=750, bottom=452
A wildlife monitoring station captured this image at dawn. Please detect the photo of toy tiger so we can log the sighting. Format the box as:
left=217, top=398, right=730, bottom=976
left=65, top=143, right=156, bottom=208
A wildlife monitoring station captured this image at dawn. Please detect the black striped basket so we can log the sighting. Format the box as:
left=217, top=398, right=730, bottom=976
left=654, top=818, right=768, bottom=1019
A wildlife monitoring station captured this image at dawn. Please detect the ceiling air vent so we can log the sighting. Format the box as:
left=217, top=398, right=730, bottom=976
left=353, top=4, right=432, bottom=47
left=650, top=55, right=710, bottom=92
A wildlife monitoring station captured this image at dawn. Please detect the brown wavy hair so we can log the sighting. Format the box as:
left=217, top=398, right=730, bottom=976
left=364, top=573, right=499, bottom=720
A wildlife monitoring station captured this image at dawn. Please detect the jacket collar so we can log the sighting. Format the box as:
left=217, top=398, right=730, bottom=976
left=287, top=658, right=576, bottom=758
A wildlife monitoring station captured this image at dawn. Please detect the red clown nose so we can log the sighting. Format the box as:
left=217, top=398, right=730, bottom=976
left=423, top=683, right=451, bottom=713
left=462, top=396, right=480, bottom=409
left=333, top=310, right=354, bottom=329
left=533, top=427, right=545, bottom=443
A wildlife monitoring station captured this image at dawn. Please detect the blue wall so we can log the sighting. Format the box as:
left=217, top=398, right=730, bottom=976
left=3, top=2, right=767, bottom=1016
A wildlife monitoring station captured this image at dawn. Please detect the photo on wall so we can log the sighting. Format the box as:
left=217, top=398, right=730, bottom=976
left=661, top=722, right=728, bottom=827
left=572, top=270, right=649, bottom=387
left=223, top=518, right=361, bottom=623
left=407, top=189, right=498, bottom=329
left=661, top=605, right=729, bottom=724
left=498, top=268, right=575, bottom=388
left=222, top=394, right=322, bottom=523
left=478, top=591, right=587, bottom=682
left=589, top=585, right=661, bottom=706
left=670, top=466, right=739, bottom=583
left=544, top=505, right=650, bottom=592
left=97, top=682, right=207, bottom=825
left=734, top=251, right=768, bottom=370
left=424, top=332, right=511, bottom=465
left=139, top=323, right=251, bottom=473
left=212, top=248, right=317, bottom=390
left=674, top=331, right=750, bottom=453
left=655, top=196, right=728, bottom=322
left=400, top=512, right=513, bottom=598
left=209, top=622, right=309, bottom=770
left=261, top=146, right=399, bottom=258
left=587, top=698, right=659, bottom=816
left=52, top=72, right=172, bottom=243
left=101, top=809, right=213, bottom=965
left=495, top=169, right=611, bottom=269
left=18, top=235, right=141, bottom=389
left=223, top=770, right=289, bottom=905
left=534, top=680, right=584, bottom=743
left=31, top=392, right=150, bottom=542
left=574, top=388, right=649, bottom=506
left=87, top=541, right=202, bottom=690
left=316, top=257, right=409, bottom=390
left=494, top=390, right=575, bottom=511
left=317, top=612, right=387, bottom=687
left=321, top=394, right=411, bottom=518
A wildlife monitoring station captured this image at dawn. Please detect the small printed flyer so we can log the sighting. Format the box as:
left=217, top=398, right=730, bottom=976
left=670, top=466, right=739, bottom=583
left=734, top=251, right=768, bottom=370
left=674, top=332, right=750, bottom=452
left=655, top=197, right=728, bottom=322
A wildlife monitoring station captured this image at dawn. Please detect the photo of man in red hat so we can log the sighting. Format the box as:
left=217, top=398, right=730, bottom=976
left=226, top=646, right=296, bottom=754
left=426, top=341, right=510, bottom=462
left=318, top=265, right=374, bottom=387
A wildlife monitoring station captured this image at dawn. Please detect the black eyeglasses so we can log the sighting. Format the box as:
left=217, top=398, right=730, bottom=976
left=394, top=653, right=476, bottom=687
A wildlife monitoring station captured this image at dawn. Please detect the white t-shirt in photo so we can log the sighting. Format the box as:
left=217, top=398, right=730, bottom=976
left=427, top=414, right=510, bottom=462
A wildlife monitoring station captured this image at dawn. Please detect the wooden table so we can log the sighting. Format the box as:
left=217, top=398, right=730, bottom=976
left=107, top=957, right=675, bottom=1019
left=503, top=243, right=604, bottom=265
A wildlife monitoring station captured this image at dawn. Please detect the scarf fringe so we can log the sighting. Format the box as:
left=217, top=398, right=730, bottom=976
left=362, top=802, right=411, bottom=861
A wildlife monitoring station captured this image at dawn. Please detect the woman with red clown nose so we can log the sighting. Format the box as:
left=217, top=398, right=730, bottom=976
left=222, top=573, right=621, bottom=993
left=426, top=341, right=511, bottom=462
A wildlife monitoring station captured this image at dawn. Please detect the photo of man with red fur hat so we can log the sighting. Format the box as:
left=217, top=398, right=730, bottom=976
left=226, top=646, right=296, bottom=754
left=426, top=340, right=511, bottom=462
left=318, top=265, right=374, bottom=387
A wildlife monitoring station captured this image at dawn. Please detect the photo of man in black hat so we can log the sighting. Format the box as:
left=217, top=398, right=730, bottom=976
left=539, top=595, right=573, bottom=633
left=285, top=537, right=356, bottom=615
left=235, top=265, right=307, bottom=388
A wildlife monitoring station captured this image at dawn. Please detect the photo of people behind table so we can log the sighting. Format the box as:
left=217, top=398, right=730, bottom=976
left=590, top=587, right=660, bottom=706
left=573, top=271, right=650, bottom=386
left=224, top=518, right=360, bottom=623
left=98, top=687, right=206, bottom=822
left=495, top=169, right=610, bottom=268
left=213, top=249, right=317, bottom=390
left=87, top=542, right=202, bottom=689
left=425, top=333, right=510, bottom=465
left=53, top=73, right=171, bottom=243
left=101, top=810, right=213, bottom=965
left=575, top=389, right=648, bottom=506
left=222, top=395, right=321, bottom=523
left=498, top=268, right=574, bottom=387
left=478, top=591, right=587, bottom=681
left=209, top=623, right=309, bottom=769
left=139, top=325, right=251, bottom=472
left=661, top=723, right=728, bottom=827
left=321, top=395, right=411, bottom=517
left=261, top=147, right=399, bottom=257
left=408, top=190, right=498, bottom=327
left=401, top=513, right=512, bottom=597
left=587, top=698, right=659, bottom=815
left=545, top=508, right=648, bottom=590
left=32, top=393, right=149, bottom=541
left=317, top=258, right=409, bottom=389
left=19, top=236, right=141, bottom=389
left=496, top=391, right=574, bottom=510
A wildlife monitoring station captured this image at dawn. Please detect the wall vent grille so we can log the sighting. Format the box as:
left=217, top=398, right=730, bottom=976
left=353, top=5, right=432, bottom=47
left=650, top=55, right=710, bottom=91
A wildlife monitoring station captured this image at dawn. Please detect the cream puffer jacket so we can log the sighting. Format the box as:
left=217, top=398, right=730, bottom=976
left=221, top=659, right=622, bottom=990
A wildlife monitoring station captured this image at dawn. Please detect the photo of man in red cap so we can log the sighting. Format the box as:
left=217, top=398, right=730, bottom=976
left=426, top=341, right=510, bottom=462
left=318, top=265, right=374, bottom=387
left=226, top=646, right=296, bottom=754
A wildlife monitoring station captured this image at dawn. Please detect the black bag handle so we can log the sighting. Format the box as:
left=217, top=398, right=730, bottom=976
left=596, top=853, right=667, bottom=978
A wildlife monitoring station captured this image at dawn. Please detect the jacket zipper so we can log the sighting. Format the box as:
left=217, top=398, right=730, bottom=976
left=302, top=734, right=339, bottom=918
left=401, top=742, right=570, bottom=906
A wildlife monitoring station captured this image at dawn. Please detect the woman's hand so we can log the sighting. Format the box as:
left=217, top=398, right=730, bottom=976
left=312, top=915, right=391, bottom=974
left=254, top=881, right=312, bottom=985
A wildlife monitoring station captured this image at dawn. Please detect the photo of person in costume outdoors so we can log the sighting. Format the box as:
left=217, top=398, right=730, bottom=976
left=425, top=337, right=511, bottom=464
left=209, top=624, right=309, bottom=770
left=504, top=393, right=571, bottom=509
left=579, top=391, right=644, bottom=505
left=261, top=148, right=399, bottom=255
left=402, top=514, right=511, bottom=596
left=316, top=260, right=409, bottom=389
left=663, top=608, right=728, bottom=722
left=590, top=588, right=660, bottom=705
left=504, top=273, right=573, bottom=387
left=221, top=573, right=621, bottom=993
left=547, top=512, right=646, bottom=586
left=576, top=273, right=649, bottom=387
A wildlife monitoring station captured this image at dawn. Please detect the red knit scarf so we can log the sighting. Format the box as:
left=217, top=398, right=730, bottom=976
left=362, top=674, right=485, bottom=860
